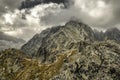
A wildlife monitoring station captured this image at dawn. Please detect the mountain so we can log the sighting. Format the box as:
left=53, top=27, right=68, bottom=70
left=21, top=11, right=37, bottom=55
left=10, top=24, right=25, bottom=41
left=104, top=28, right=120, bottom=43
left=1, top=21, right=120, bottom=80
left=21, top=21, right=120, bottom=60
left=21, top=21, right=120, bottom=62
left=20, top=0, right=68, bottom=9
left=21, top=21, right=95, bottom=58
left=0, top=32, right=25, bottom=51
left=94, top=28, right=120, bottom=43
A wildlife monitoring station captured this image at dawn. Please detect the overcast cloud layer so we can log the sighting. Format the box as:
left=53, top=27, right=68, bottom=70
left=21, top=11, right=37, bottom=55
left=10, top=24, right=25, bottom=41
left=0, top=0, right=24, bottom=14
left=0, top=0, right=120, bottom=40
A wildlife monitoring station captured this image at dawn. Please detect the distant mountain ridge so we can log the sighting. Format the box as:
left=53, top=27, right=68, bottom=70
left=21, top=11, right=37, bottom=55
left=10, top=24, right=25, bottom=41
left=0, top=32, right=25, bottom=43
left=0, top=32, right=25, bottom=51
left=94, top=28, right=120, bottom=42
left=104, top=28, right=120, bottom=43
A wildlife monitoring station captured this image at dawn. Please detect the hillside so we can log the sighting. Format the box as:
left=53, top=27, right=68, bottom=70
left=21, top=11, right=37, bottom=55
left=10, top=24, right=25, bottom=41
left=0, top=21, right=120, bottom=80
left=1, top=41, right=120, bottom=80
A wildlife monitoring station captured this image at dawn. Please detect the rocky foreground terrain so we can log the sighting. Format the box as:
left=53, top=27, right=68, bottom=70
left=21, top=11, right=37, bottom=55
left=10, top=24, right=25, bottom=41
left=0, top=21, right=120, bottom=80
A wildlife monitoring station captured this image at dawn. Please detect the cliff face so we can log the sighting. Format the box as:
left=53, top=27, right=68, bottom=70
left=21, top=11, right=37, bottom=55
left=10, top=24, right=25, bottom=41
left=21, top=28, right=51, bottom=56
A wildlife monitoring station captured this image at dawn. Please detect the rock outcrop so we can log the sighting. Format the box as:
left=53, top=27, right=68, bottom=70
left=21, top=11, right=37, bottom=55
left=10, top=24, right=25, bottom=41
left=51, top=40, right=120, bottom=80
left=1, top=40, right=120, bottom=80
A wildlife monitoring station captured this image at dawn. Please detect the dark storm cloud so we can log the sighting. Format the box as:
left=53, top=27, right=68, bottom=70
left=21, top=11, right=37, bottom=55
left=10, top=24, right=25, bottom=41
left=20, top=0, right=68, bottom=9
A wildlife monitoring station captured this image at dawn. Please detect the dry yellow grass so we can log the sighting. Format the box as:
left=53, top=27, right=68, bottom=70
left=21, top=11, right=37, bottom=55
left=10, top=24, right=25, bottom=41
left=15, top=49, right=77, bottom=80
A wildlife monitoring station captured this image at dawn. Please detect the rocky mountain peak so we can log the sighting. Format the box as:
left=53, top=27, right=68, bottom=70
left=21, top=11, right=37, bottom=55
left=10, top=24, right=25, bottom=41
left=21, top=21, right=120, bottom=63
left=21, top=21, right=95, bottom=58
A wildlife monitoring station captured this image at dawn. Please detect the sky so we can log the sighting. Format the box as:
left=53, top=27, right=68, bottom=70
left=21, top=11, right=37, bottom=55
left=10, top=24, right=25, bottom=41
left=0, top=0, right=120, bottom=41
